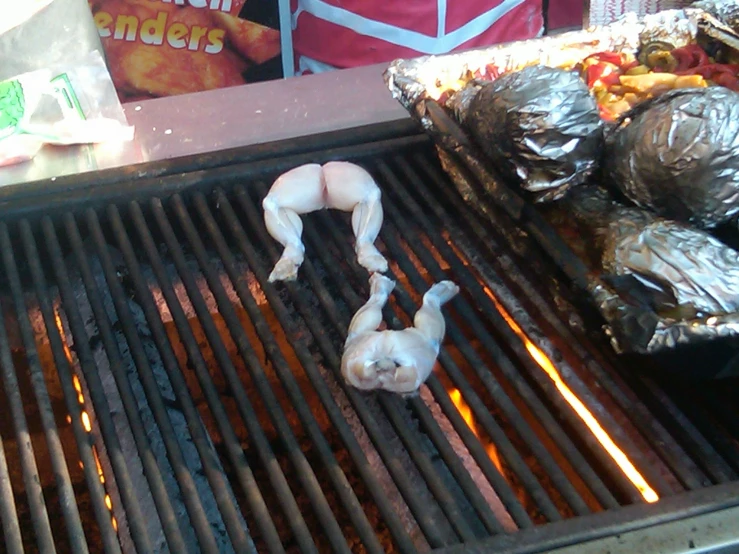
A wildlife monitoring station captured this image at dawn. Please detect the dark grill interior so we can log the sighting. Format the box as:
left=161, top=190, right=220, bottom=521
left=0, top=133, right=737, bottom=553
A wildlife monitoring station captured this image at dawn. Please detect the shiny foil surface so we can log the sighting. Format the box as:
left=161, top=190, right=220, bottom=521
left=467, top=66, right=604, bottom=202
left=383, top=2, right=739, bottom=355
left=606, top=87, right=739, bottom=229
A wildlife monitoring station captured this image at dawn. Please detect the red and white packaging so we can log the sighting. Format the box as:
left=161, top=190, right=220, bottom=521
left=585, top=0, right=693, bottom=26
left=291, top=0, right=544, bottom=75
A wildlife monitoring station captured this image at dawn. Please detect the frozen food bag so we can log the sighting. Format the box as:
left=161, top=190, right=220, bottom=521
left=0, top=50, right=134, bottom=168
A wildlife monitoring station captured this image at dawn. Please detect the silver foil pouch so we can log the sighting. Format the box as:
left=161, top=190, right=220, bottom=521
left=602, top=207, right=739, bottom=316
left=605, top=87, right=739, bottom=229
left=466, top=65, right=604, bottom=202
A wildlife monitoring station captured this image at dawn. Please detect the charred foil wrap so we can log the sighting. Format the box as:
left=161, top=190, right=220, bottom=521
left=606, top=87, right=739, bottom=229
left=383, top=3, right=739, bottom=355
left=467, top=66, right=604, bottom=202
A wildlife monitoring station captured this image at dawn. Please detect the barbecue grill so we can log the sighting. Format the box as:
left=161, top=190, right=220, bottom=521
left=0, top=66, right=737, bottom=554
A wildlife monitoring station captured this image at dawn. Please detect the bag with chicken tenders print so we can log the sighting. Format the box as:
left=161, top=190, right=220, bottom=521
left=88, top=0, right=283, bottom=102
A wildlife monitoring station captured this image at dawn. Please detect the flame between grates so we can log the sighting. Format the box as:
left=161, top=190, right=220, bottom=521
left=0, top=136, right=737, bottom=553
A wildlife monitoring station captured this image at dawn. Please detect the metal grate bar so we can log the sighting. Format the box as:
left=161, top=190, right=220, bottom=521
left=375, top=161, right=606, bottom=513
left=232, top=184, right=458, bottom=548
left=318, top=210, right=565, bottom=519
left=146, top=194, right=327, bottom=554
left=405, top=388, right=510, bottom=535
left=667, top=392, right=739, bottom=478
left=636, top=377, right=735, bottom=484
left=188, top=192, right=425, bottom=551
left=0, top=135, right=737, bottom=553
left=378, top=396, right=479, bottom=541
left=0, top=430, right=23, bottom=554
left=61, top=214, right=191, bottom=553
left=0, top=225, right=89, bottom=554
left=41, top=217, right=154, bottom=553
left=379, top=158, right=624, bottom=508
left=302, top=200, right=550, bottom=528
left=163, top=194, right=358, bottom=554
left=20, top=221, right=123, bottom=554
left=394, top=155, right=673, bottom=500
left=191, top=190, right=426, bottom=551
left=126, top=201, right=290, bottom=554
left=298, top=197, right=551, bottom=530
left=374, top=216, right=593, bottom=516
left=256, top=188, right=525, bottom=536
left=220, top=183, right=459, bottom=549
left=305, top=200, right=565, bottom=522
left=86, top=207, right=252, bottom=553
left=686, top=391, right=739, bottom=474
left=421, top=378, right=533, bottom=529
left=408, top=152, right=709, bottom=494
left=0, top=265, right=56, bottom=553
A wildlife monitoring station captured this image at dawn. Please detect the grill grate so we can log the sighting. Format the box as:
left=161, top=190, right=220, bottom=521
left=0, top=134, right=736, bottom=553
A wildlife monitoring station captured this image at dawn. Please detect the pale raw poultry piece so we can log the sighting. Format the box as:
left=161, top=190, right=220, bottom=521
left=262, top=161, right=388, bottom=282
left=342, top=273, right=459, bottom=395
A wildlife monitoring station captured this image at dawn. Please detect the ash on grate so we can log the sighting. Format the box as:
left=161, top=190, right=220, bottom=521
left=61, top=242, right=250, bottom=554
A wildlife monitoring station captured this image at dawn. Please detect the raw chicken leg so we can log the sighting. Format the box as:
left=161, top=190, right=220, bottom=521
left=262, top=161, right=388, bottom=282
left=342, top=273, right=460, bottom=395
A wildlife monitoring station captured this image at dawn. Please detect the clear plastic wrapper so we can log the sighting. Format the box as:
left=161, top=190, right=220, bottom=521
left=605, top=87, right=739, bottom=229
left=0, top=0, right=105, bottom=83
left=467, top=66, right=604, bottom=202
left=0, top=50, right=134, bottom=168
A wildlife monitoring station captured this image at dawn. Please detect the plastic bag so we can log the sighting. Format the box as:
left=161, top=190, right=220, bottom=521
left=0, top=50, right=134, bottom=168
left=0, top=0, right=105, bottom=83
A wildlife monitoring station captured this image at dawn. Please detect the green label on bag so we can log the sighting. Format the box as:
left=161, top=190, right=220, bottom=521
left=51, top=73, right=85, bottom=121
left=0, top=79, right=25, bottom=140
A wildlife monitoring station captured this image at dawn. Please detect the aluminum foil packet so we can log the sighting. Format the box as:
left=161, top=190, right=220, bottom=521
left=605, top=87, right=739, bottom=229
left=694, top=0, right=739, bottom=29
left=602, top=209, right=739, bottom=317
left=382, top=2, right=739, bottom=355
left=466, top=66, right=604, bottom=202
left=384, top=9, right=702, bottom=125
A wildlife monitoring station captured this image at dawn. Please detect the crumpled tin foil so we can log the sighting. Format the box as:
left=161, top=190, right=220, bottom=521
left=694, top=0, right=739, bottom=29
left=383, top=3, right=739, bottom=355
left=384, top=9, right=701, bottom=130
left=606, top=87, right=739, bottom=229
left=446, top=84, right=483, bottom=126
left=467, top=66, right=604, bottom=202
left=601, top=207, right=739, bottom=316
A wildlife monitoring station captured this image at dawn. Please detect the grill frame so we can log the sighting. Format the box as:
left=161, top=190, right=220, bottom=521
left=0, top=124, right=737, bottom=553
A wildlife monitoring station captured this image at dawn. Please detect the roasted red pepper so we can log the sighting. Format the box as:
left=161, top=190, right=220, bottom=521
left=585, top=63, right=621, bottom=88
left=472, top=63, right=501, bottom=80
left=713, top=71, right=739, bottom=91
left=584, top=51, right=627, bottom=66
left=671, top=44, right=711, bottom=71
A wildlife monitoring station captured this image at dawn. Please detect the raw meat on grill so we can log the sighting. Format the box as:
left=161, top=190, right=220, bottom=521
left=341, top=273, right=459, bottom=395
left=263, top=161, right=388, bottom=282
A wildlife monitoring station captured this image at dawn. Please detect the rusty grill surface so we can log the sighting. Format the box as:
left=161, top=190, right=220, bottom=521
left=0, top=133, right=738, bottom=553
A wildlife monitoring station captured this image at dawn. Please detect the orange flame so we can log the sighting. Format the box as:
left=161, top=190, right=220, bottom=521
left=449, top=388, right=506, bottom=476
left=481, top=286, right=659, bottom=503
left=54, top=311, right=119, bottom=525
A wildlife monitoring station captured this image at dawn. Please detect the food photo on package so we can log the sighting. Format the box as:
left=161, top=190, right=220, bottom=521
left=87, top=0, right=283, bottom=102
